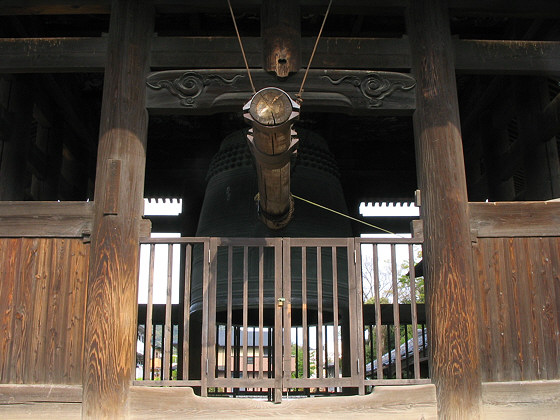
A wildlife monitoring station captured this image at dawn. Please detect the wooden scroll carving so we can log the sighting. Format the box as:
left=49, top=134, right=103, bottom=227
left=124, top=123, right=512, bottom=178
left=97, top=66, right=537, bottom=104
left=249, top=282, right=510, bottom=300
left=146, top=71, right=243, bottom=107
left=146, top=69, right=416, bottom=115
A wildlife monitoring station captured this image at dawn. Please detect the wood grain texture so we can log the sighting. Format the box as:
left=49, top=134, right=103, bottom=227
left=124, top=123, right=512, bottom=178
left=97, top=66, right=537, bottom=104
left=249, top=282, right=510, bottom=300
left=473, top=237, right=560, bottom=382
left=0, top=239, right=18, bottom=383
left=146, top=68, right=416, bottom=115
left=9, top=239, right=39, bottom=383
left=0, top=403, right=81, bottom=420
left=127, top=384, right=437, bottom=419
left=406, top=0, right=482, bottom=418
left=261, top=0, right=300, bottom=77
left=482, top=380, right=560, bottom=420
left=0, top=37, right=107, bottom=73
left=82, top=1, right=153, bottom=418
left=0, top=201, right=94, bottom=238
left=0, top=238, right=89, bottom=384
left=0, top=384, right=82, bottom=403
left=470, top=201, right=560, bottom=237
left=2, top=34, right=559, bottom=76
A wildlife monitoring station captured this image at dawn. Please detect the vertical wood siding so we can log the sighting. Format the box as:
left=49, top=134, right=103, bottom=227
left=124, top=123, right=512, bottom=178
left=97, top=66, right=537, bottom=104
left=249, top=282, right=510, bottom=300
left=0, top=238, right=89, bottom=384
left=473, top=237, right=560, bottom=381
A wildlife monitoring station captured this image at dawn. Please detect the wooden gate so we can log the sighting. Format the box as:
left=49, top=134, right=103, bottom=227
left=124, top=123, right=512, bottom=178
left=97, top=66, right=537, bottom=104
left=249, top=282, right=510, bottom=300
left=135, top=236, right=427, bottom=399
left=205, top=237, right=363, bottom=401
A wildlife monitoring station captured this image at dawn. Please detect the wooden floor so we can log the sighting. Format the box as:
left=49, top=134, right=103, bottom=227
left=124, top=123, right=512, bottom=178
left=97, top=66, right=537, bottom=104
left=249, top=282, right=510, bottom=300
left=128, top=385, right=438, bottom=420
left=2, top=381, right=560, bottom=419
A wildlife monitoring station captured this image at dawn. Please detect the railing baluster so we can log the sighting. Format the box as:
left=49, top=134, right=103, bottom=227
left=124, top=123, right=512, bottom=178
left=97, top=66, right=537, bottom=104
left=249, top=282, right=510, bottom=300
left=391, top=244, right=402, bottom=379
left=144, top=244, right=155, bottom=381
left=351, top=238, right=365, bottom=394
left=409, top=244, right=421, bottom=379
left=252, top=327, right=256, bottom=383
left=206, top=239, right=217, bottom=396
left=242, top=246, right=249, bottom=381
left=282, top=239, right=292, bottom=382
left=258, top=246, right=264, bottom=380
left=163, top=244, right=173, bottom=380
left=182, top=244, right=192, bottom=380
left=332, top=246, right=339, bottom=379
left=302, top=247, right=309, bottom=379
left=274, top=239, right=283, bottom=402
left=373, top=244, right=383, bottom=380
left=226, top=246, right=233, bottom=381
left=404, top=322, right=409, bottom=378
left=369, top=325, right=374, bottom=379
left=317, top=247, right=324, bottom=379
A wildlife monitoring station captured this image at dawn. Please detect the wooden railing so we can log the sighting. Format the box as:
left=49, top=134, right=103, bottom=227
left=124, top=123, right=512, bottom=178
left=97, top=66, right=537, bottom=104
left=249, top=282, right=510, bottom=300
left=134, top=236, right=429, bottom=398
left=356, top=238, right=430, bottom=386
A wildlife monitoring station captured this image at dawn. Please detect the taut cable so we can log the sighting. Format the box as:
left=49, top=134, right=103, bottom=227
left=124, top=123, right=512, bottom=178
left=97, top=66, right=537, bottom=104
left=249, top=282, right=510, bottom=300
left=296, top=0, right=333, bottom=104
left=227, top=0, right=256, bottom=94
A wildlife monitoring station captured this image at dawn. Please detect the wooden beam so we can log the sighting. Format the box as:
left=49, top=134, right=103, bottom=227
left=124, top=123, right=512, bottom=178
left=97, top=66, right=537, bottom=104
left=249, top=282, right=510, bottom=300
left=0, top=384, right=82, bottom=419
left=128, top=384, right=438, bottom=418
left=1, top=36, right=558, bottom=76
left=469, top=201, right=560, bottom=237
left=448, top=1, right=560, bottom=18
left=0, top=201, right=93, bottom=237
left=1, top=0, right=560, bottom=18
left=454, top=40, right=560, bottom=76
left=168, top=0, right=560, bottom=17
left=406, top=0, right=482, bottom=418
left=0, top=1, right=111, bottom=15
left=150, top=36, right=412, bottom=70
left=0, top=37, right=107, bottom=73
left=82, top=0, right=153, bottom=418
left=146, top=69, right=416, bottom=115
left=483, top=381, right=560, bottom=419
left=0, top=384, right=82, bottom=403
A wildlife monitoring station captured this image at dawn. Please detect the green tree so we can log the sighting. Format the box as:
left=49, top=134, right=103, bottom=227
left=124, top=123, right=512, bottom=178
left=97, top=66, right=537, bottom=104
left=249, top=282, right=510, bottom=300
left=397, top=249, right=424, bottom=304
left=291, top=343, right=316, bottom=378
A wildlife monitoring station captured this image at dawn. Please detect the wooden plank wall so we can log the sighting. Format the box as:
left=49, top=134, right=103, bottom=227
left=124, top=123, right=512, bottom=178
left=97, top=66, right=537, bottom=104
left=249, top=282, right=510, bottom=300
left=0, top=237, right=89, bottom=384
left=473, top=236, right=560, bottom=382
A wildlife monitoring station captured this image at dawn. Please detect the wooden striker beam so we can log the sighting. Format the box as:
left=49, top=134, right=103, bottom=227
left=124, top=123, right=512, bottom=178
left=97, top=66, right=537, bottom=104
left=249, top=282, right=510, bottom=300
left=82, top=0, right=153, bottom=418
left=406, top=1, right=482, bottom=418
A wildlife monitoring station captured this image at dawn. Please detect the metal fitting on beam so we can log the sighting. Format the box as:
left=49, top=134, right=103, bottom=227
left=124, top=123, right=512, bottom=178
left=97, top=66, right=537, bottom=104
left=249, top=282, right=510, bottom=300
left=243, top=87, right=300, bottom=229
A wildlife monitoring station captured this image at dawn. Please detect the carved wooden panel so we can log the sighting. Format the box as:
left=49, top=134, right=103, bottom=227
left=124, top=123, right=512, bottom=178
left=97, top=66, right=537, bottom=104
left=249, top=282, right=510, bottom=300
left=146, top=69, right=416, bottom=115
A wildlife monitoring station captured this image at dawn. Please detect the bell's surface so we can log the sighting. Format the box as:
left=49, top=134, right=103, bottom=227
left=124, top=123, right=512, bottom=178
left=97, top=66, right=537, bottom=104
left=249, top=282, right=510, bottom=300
left=191, top=128, right=351, bottom=317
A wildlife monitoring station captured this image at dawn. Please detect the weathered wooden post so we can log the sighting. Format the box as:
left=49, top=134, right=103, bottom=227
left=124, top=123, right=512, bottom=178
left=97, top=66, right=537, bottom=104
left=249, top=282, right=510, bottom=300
left=261, top=0, right=301, bottom=77
left=82, top=0, right=153, bottom=418
left=406, top=1, right=482, bottom=418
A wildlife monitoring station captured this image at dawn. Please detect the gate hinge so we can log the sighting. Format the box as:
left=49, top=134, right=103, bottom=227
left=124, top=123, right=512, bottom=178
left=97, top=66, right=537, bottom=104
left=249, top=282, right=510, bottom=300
left=354, top=249, right=357, bottom=264
left=357, top=358, right=360, bottom=374
left=208, top=249, right=211, bottom=264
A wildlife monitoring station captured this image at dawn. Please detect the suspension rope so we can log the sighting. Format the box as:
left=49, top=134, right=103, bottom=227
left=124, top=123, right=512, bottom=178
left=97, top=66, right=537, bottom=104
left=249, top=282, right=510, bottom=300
left=296, top=0, right=333, bottom=104
left=292, top=194, right=407, bottom=237
left=227, top=0, right=256, bottom=94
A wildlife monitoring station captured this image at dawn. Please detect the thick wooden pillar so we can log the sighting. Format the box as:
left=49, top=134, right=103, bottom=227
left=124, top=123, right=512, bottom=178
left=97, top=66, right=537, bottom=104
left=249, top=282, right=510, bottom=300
left=82, top=1, right=153, bottom=418
left=406, top=1, right=482, bottom=419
